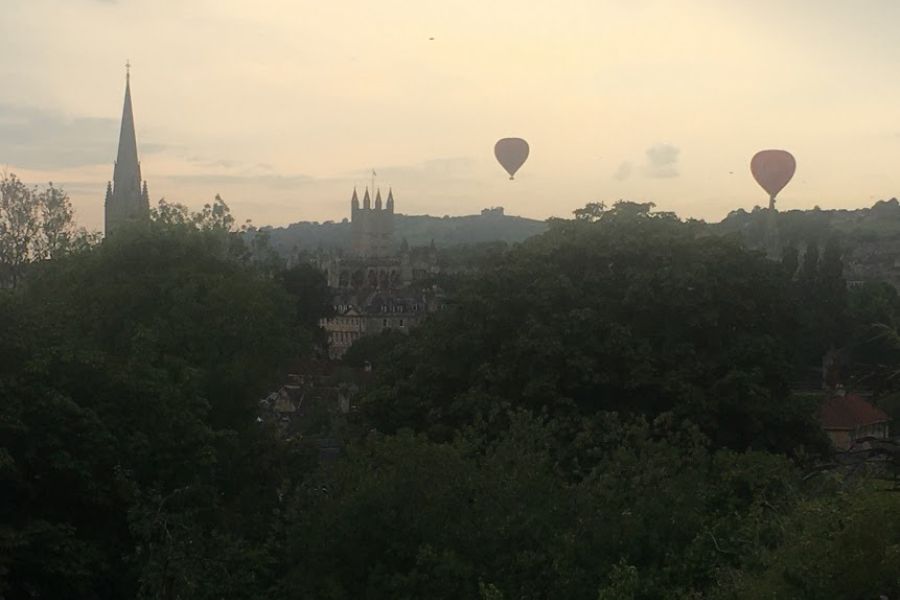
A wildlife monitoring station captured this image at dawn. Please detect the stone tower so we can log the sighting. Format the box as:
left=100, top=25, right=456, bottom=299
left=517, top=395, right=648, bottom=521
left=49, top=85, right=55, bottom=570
left=105, top=64, right=149, bottom=235
left=350, top=187, right=394, bottom=257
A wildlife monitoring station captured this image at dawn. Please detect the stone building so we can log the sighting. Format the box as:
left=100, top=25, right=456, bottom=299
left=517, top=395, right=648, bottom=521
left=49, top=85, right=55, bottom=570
left=319, top=188, right=441, bottom=358
left=104, top=65, right=150, bottom=235
left=325, top=290, right=440, bottom=358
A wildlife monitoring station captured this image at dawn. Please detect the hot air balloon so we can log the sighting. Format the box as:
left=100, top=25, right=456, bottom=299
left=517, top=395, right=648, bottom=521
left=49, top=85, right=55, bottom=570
left=751, top=150, right=796, bottom=209
left=494, top=138, right=529, bottom=180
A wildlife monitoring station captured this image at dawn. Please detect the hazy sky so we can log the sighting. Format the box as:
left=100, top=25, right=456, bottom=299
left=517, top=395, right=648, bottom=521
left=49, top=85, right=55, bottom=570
left=3, top=0, right=900, bottom=231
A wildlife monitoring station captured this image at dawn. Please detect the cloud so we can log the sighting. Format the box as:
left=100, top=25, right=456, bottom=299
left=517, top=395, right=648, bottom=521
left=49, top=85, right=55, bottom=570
left=186, top=156, right=242, bottom=170
left=613, top=161, right=633, bottom=181
left=160, top=173, right=315, bottom=190
left=0, top=103, right=163, bottom=170
left=642, top=143, right=680, bottom=178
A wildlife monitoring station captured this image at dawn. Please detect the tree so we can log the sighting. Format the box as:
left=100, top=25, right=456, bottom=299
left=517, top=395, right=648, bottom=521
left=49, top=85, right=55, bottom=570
left=360, top=204, right=826, bottom=455
left=800, top=238, right=819, bottom=283
left=781, top=244, right=799, bottom=278
left=269, top=412, right=806, bottom=600
left=279, top=263, right=333, bottom=328
left=571, top=200, right=669, bottom=224
left=341, top=329, right=408, bottom=370
left=0, top=173, right=96, bottom=288
left=719, top=482, right=900, bottom=599
left=573, top=201, right=606, bottom=222
left=0, top=204, right=311, bottom=597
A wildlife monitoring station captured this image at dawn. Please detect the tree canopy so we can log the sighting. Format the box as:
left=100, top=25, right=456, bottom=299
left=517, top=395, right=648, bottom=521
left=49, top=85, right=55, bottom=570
left=0, top=195, right=321, bottom=598
left=2, top=186, right=898, bottom=599
left=361, top=201, right=827, bottom=455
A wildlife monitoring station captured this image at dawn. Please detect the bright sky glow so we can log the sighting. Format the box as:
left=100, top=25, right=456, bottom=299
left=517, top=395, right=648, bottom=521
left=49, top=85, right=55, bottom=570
left=3, top=0, right=900, bottom=230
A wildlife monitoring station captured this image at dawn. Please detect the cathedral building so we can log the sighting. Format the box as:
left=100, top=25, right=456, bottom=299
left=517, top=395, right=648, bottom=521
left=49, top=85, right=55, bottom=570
left=104, top=65, right=149, bottom=235
left=319, top=188, right=442, bottom=358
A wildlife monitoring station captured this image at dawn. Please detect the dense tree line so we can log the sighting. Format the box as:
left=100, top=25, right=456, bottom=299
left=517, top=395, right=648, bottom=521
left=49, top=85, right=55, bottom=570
left=362, top=202, right=827, bottom=454
left=0, top=193, right=328, bottom=597
left=2, top=186, right=899, bottom=598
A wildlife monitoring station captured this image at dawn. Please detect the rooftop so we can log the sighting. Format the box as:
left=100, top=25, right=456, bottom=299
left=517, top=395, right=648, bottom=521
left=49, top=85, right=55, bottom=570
left=820, top=393, right=890, bottom=431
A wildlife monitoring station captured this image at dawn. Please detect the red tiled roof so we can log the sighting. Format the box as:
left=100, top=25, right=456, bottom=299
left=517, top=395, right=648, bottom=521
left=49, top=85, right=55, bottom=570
left=820, top=394, right=890, bottom=430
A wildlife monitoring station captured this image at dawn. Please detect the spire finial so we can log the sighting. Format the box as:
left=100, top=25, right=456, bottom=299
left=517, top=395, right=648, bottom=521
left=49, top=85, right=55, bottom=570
left=126, top=59, right=131, bottom=83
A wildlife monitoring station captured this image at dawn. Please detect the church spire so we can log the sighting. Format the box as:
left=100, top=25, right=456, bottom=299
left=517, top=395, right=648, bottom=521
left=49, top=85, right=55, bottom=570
left=351, top=187, right=360, bottom=210
left=386, top=188, right=394, bottom=213
left=363, top=187, right=371, bottom=209
left=114, top=62, right=141, bottom=197
left=375, top=188, right=382, bottom=210
left=105, top=62, right=149, bottom=235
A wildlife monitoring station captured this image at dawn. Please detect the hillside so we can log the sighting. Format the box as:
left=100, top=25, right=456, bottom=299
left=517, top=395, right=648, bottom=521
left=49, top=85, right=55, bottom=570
left=717, top=198, right=900, bottom=286
left=259, top=199, right=900, bottom=288
left=259, top=207, right=548, bottom=257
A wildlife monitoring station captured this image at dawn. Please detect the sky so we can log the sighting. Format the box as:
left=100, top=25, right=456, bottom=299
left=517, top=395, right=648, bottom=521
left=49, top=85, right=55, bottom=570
left=3, top=0, right=900, bottom=231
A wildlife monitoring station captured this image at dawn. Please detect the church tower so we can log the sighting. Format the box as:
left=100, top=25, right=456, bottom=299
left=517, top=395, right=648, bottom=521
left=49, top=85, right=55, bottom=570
left=105, top=63, right=149, bottom=235
left=350, top=186, right=395, bottom=257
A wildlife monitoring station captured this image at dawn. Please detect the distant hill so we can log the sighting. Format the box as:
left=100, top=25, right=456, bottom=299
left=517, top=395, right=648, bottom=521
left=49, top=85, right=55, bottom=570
left=260, top=207, right=548, bottom=258
left=716, top=198, right=900, bottom=286
left=260, top=199, right=900, bottom=288
left=717, top=198, right=900, bottom=241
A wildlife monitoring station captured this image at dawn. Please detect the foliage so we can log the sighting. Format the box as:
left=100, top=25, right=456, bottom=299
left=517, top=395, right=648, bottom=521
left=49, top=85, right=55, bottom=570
left=5, top=191, right=899, bottom=599
left=0, top=172, right=98, bottom=288
left=718, top=481, right=900, bottom=599
left=0, top=197, right=319, bottom=598
left=361, top=201, right=827, bottom=455
left=269, top=412, right=807, bottom=599
left=833, top=282, right=900, bottom=394
left=341, top=329, right=409, bottom=370
left=278, top=261, right=334, bottom=351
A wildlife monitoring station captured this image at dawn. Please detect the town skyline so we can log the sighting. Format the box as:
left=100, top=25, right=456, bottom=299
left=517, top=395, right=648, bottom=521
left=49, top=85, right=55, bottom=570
left=5, top=0, right=900, bottom=231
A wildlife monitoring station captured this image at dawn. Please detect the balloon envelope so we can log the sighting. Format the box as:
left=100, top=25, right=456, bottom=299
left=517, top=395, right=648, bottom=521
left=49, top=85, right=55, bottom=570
left=494, top=138, right=529, bottom=179
left=751, top=150, right=796, bottom=199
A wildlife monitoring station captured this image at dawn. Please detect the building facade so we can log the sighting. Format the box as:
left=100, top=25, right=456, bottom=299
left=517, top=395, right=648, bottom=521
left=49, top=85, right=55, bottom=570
left=319, top=189, right=441, bottom=358
left=105, top=66, right=150, bottom=235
